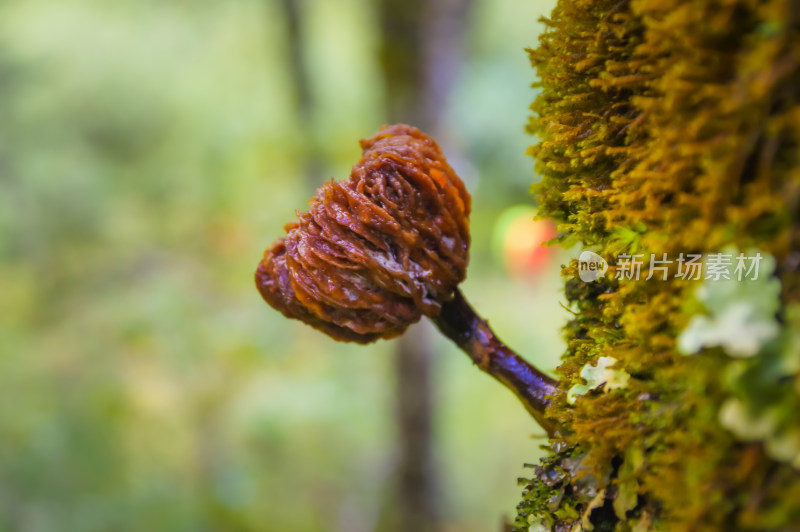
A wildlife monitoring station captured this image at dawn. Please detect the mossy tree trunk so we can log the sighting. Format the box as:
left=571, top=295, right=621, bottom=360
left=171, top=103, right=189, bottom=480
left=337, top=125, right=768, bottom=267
left=515, top=0, right=800, bottom=530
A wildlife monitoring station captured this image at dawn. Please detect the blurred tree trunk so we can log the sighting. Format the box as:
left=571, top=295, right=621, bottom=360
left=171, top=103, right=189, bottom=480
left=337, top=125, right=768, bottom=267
left=277, top=0, right=324, bottom=192
left=376, top=0, right=472, bottom=530
left=377, top=5, right=435, bottom=530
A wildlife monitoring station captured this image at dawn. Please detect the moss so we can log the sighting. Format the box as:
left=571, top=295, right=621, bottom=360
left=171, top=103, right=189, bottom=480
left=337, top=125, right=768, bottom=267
left=516, top=0, right=800, bottom=529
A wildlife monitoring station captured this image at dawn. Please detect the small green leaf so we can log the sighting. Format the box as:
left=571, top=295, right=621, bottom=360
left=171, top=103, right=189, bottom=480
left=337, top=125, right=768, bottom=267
left=765, top=428, right=800, bottom=468
left=527, top=517, right=551, bottom=532
left=678, top=302, right=779, bottom=357
left=677, top=249, right=781, bottom=357
left=614, top=446, right=641, bottom=519
left=580, top=489, right=606, bottom=530
left=567, top=357, right=630, bottom=404
left=718, top=398, right=777, bottom=441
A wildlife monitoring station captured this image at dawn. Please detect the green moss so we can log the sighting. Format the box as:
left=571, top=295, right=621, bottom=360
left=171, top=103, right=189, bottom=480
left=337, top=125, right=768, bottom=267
left=516, top=0, right=800, bottom=529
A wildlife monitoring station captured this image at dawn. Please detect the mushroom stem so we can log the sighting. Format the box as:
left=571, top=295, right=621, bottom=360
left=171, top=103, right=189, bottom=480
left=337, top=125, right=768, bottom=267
left=432, top=288, right=558, bottom=435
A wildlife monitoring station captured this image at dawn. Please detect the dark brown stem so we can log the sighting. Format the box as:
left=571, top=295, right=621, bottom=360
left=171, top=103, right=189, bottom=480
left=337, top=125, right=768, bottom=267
left=432, top=288, right=559, bottom=435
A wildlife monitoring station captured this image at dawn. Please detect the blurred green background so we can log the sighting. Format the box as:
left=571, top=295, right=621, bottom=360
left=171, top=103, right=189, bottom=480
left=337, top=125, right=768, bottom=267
left=0, top=0, right=565, bottom=530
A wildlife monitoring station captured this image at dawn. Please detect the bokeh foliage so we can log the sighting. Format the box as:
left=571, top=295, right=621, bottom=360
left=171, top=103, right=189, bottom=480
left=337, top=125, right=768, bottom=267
left=0, top=0, right=563, bottom=530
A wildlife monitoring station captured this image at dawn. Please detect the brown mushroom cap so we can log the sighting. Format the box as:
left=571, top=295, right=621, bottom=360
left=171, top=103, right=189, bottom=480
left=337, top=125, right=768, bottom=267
left=255, top=124, right=471, bottom=343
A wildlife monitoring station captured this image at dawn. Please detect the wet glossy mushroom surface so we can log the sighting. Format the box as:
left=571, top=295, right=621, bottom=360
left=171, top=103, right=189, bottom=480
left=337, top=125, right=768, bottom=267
left=255, top=124, right=471, bottom=343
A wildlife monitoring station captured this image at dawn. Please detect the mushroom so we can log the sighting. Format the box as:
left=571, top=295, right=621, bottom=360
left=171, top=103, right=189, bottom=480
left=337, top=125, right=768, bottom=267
left=256, top=124, right=557, bottom=432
